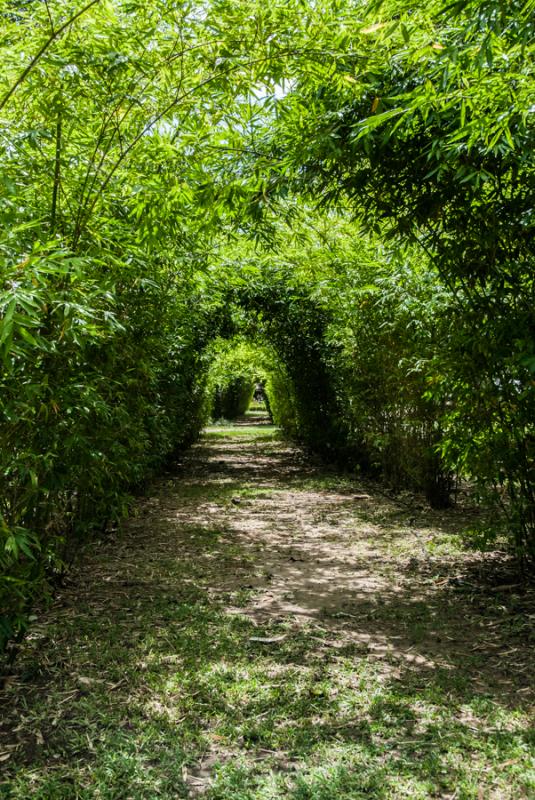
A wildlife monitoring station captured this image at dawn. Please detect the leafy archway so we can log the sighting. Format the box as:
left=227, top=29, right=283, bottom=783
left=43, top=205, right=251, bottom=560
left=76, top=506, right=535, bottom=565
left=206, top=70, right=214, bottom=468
left=1, top=0, right=534, bottom=653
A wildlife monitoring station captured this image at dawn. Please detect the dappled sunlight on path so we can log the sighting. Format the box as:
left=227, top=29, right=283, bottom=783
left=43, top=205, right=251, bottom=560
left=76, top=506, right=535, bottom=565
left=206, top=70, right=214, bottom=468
left=1, top=423, right=534, bottom=799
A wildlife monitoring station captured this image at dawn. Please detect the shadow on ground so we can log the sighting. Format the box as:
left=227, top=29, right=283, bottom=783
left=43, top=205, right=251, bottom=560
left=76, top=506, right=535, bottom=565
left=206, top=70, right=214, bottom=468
left=1, top=423, right=534, bottom=799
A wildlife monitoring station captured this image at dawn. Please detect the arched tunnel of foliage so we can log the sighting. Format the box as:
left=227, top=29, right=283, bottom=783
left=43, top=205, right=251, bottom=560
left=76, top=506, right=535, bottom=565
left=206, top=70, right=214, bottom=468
left=0, top=0, right=534, bottom=651
left=206, top=340, right=264, bottom=422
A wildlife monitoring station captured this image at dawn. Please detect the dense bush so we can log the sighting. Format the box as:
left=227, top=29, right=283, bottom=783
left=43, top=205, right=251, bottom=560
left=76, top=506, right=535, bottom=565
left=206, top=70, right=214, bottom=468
left=263, top=360, right=297, bottom=433
left=1, top=0, right=534, bottom=659
left=0, top=242, right=211, bottom=651
left=235, top=278, right=346, bottom=454
left=213, top=378, right=254, bottom=420
left=205, top=338, right=296, bottom=423
left=325, top=255, right=455, bottom=507
left=250, top=0, right=535, bottom=556
left=0, top=0, right=228, bottom=649
left=207, top=341, right=257, bottom=420
left=228, top=233, right=454, bottom=507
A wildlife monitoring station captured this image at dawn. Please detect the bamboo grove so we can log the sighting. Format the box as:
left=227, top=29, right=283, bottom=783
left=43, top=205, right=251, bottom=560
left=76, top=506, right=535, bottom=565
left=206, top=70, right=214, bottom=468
left=1, top=0, right=534, bottom=650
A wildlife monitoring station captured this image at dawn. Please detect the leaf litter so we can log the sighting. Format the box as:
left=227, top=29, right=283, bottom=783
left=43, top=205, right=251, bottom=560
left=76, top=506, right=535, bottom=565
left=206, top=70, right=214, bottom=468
left=1, top=422, right=534, bottom=799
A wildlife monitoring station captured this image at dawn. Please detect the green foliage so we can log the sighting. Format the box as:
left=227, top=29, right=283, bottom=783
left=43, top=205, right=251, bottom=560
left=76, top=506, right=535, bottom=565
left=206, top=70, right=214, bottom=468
left=206, top=340, right=260, bottom=421
left=219, top=220, right=454, bottom=506
left=213, top=377, right=255, bottom=421
left=0, top=240, right=211, bottom=650
left=231, top=268, right=344, bottom=455
left=249, top=0, right=535, bottom=555
left=1, top=0, right=534, bottom=655
left=264, top=361, right=298, bottom=434
left=0, top=0, right=250, bottom=648
left=325, top=250, right=455, bottom=507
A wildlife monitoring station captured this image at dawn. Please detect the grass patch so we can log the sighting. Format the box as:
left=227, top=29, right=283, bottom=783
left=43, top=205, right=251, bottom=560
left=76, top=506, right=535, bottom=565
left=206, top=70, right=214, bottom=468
left=205, top=425, right=280, bottom=439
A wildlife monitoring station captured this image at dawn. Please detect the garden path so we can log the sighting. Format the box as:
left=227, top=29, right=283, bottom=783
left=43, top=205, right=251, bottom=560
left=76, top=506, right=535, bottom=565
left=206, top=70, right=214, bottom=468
left=1, top=420, right=534, bottom=798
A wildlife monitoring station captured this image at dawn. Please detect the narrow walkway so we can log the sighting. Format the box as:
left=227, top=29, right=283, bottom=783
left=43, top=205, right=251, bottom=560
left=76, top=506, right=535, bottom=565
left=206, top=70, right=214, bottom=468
left=1, top=425, right=534, bottom=798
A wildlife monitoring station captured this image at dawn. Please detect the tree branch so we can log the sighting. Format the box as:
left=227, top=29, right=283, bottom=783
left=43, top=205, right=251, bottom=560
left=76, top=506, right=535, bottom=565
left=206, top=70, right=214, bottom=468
left=0, top=0, right=102, bottom=111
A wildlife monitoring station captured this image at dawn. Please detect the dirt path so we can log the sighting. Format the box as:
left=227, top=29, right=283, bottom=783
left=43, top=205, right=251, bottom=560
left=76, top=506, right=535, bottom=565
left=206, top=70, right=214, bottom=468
left=1, top=424, right=534, bottom=799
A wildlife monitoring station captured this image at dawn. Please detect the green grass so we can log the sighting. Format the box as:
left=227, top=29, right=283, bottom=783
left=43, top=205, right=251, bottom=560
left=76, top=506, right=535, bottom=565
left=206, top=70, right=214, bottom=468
left=1, top=429, right=534, bottom=799
left=2, top=599, right=533, bottom=799
left=205, top=426, right=280, bottom=438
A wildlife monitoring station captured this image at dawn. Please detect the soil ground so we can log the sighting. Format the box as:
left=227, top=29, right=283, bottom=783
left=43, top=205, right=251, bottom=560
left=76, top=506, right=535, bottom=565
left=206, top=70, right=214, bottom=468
left=1, top=417, right=534, bottom=798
